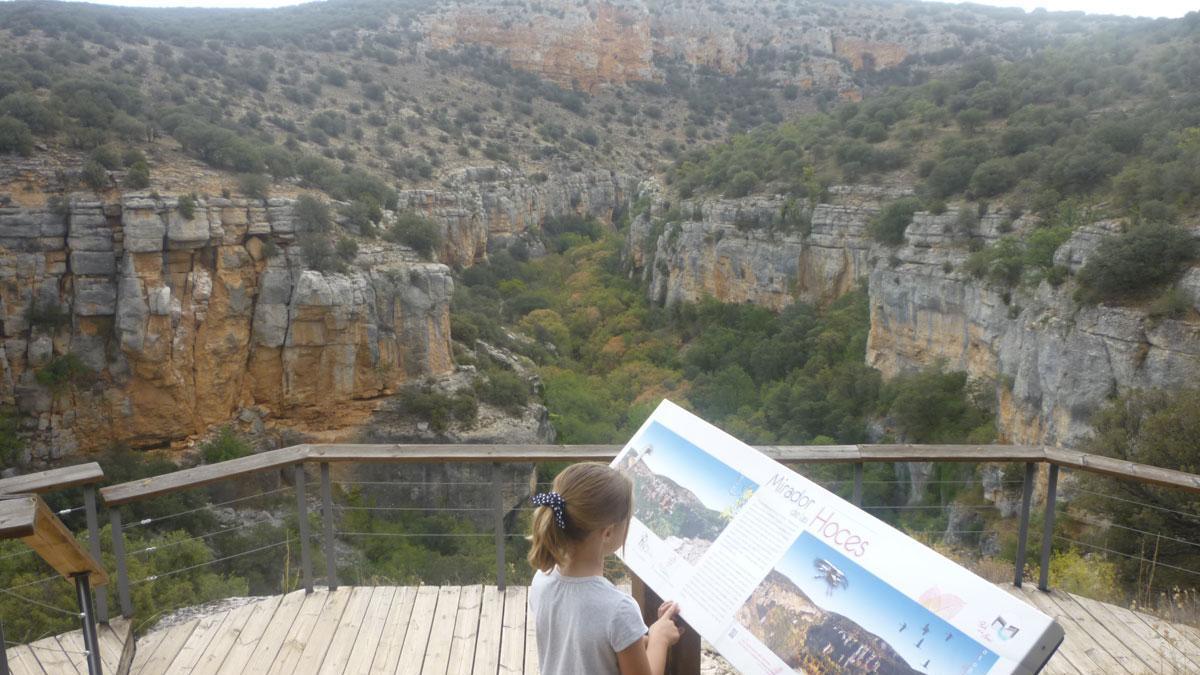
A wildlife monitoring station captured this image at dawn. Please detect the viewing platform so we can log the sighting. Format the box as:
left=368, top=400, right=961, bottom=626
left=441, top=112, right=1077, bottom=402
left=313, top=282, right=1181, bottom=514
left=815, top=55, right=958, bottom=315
left=3, top=443, right=1200, bottom=675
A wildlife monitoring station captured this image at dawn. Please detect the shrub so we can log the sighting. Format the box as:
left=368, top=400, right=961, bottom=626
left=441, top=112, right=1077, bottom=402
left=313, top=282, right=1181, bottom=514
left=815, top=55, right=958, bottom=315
left=298, top=231, right=342, bottom=273
left=125, top=160, right=150, bottom=189
left=199, top=426, right=252, bottom=464
left=879, top=366, right=994, bottom=443
left=90, top=144, right=122, bottom=170
left=727, top=170, right=758, bottom=198
left=869, top=197, right=922, bottom=245
left=398, top=385, right=478, bottom=432
left=385, top=211, right=441, bottom=259
left=81, top=160, right=109, bottom=190
left=969, top=157, right=1018, bottom=198
left=293, top=194, right=332, bottom=233
left=177, top=193, right=197, bottom=219
left=0, top=93, right=56, bottom=134
left=35, top=353, right=93, bottom=392
left=1076, top=222, right=1198, bottom=302
left=1148, top=287, right=1192, bottom=320
left=0, top=407, right=23, bottom=467
left=336, top=237, right=358, bottom=261
left=340, top=199, right=382, bottom=235
left=477, top=370, right=529, bottom=413
left=236, top=173, right=270, bottom=199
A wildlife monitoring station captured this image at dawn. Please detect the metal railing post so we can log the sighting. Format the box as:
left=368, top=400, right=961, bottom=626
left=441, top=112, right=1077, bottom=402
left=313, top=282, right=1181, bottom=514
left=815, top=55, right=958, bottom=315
left=1013, top=462, right=1036, bottom=588
left=295, top=464, right=313, bottom=593
left=852, top=462, right=864, bottom=507
left=319, top=462, right=338, bottom=590
left=83, top=486, right=108, bottom=623
left=1038, top=464, right=1060, bottom=592
left=0, top=617, right=9, bottom=675
left=73, top=573, right=103, bottom=675
left=493, top=462, right=505, bottom=591
left=109, top=510, right=132, bottom=618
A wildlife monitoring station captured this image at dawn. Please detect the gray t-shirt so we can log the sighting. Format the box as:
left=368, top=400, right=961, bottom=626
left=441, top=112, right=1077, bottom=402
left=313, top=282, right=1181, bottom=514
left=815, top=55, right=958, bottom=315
left=529, top=568, right=648, bottom=675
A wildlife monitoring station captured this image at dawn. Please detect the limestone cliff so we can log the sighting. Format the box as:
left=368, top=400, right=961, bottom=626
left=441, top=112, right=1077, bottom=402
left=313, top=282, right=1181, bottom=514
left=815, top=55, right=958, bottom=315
left=1, top=194, right=454, bottom=461
left=628, top=193, right=1200, bottom=447
left=399, top=168, right=641, bottom=267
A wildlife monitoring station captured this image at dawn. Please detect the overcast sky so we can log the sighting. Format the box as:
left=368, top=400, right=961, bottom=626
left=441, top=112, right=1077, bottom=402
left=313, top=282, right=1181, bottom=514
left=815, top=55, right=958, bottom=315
left=51, top=0, right=1192, bottom=19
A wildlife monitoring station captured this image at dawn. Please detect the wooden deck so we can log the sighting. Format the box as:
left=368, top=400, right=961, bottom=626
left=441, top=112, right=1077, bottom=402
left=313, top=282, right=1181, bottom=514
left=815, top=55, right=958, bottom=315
left=10, top=584, right=1200, bottom=674
left=3, top=618, right=133, bottom=675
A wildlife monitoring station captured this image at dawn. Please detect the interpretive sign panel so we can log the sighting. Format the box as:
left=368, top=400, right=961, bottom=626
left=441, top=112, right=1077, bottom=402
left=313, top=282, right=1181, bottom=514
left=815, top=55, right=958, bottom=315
left=612, top=400, right=1064, bottom=675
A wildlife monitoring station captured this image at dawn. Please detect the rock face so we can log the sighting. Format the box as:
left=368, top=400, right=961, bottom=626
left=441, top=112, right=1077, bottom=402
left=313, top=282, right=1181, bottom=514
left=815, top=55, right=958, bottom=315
left=398, top=169, right=641, bottom=267
left=0, top=194, right=454, bottom=460
left=424, top=0, right=1109, bottom=98
left=628, top=192, right=1200, bottom=447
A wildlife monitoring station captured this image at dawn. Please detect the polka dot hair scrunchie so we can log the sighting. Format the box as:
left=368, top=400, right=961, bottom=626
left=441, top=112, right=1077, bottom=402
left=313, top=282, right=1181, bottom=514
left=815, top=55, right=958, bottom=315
left=531, top=491, right=567, bottom=529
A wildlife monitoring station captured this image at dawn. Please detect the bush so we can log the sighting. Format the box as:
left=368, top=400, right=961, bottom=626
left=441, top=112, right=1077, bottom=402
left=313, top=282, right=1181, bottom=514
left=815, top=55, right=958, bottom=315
left=35, top=353, right=92, bottom=392
left=385, top=211, right=441, bottom=259
left=0, top=116, right=33, bottom=156
left=477, top=370, right=529, bottom=413
left=298, top=231, right=342, bottom=273
left=1148, top=287, right=1192, bottom=319
left=1076, top=222, right=1198, bottom=302
left=336, top=237, right=358, bottom=261
left=727, top=170, right=758, bottom=198
left=969, top=158, right=1018, bottom=197
left=177, top=193, right=196, bottom=219
left=199, top=426, right=252, bottom=464
left=879, top=366, right=994, bottom=443
left=398, top=385, right=478, bottom=432
left=125, top=160, right=150, bottom=189
left=869, top=197, right=922, bottom=245
left=81, top=160, right=109, bottom=191
left=236, top=173, right=270, bottom=199
left=293, top=194, right=332, bottom=232
left=90, top=144, right=122, bottom=170
left=0, top=407, right=22, bottom=467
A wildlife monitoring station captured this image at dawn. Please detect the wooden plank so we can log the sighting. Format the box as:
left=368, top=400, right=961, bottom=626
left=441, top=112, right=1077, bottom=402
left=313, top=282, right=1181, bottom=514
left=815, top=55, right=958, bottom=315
left=129, top=621, right=172, bottom=674
left=134, top=618, right=200, bottom=675
left=264, top=588, right=332, bottom=675
left=307, top=444, right=620, bottom=464
left=523, top=590, right=538, bottom=675
left=1046, top=448, right=1200, bottom=493
left=314, top=586, right=376, bottom=675
left=420, top=586, right=463, bottom=675
left=446, top=585, right=483, bottom=675
left=168, top=608, right=233, bottom=672
left=471, top=586, right=504, bottom=675
left=1127, top=606, right=1200, bottom=666
left=24, top=635, right=77, bottom=675
left=109, top=618, right=137, bottom=675
left=998, top=586, right=1080, bottom=675
left=1071, top=593, right=1192, bottom=674
left=236, top=589, right=310, bottom=675
left=98, top=623, right=127, bottom=673
left=291, top=586, right=355, bottom=674
left=368, top=586, right=419, bottom=674
left=20, top=496, right=107, bottom=586
left=101, top=446, right=308, bottom=506
left=55, top=630, right=93, bottom=674
left=498, top=586, right=527, bottom=675
left=0, top=496, right=36, bottom=538
left=190, top=599, right=270, bottom=675
left=1011, top=586, right=1126, bottom=674
left=340, top=587, right=401, bottom=674
left=4, top=644, right=48, bottom=675
left=213, top=593, right=289, bottom=675
left=393, top=585, right=440, bottom=674
left=0, top=463, right=105, bottom=496
left=1041, top=591, right=1146, bottom=674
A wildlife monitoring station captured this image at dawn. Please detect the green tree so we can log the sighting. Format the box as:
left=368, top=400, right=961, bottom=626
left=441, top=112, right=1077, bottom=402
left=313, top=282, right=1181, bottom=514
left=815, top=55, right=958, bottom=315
left=125, top=160, right=150, bottom=189
left=1076, top=222, right=1198, bottom=302
left=869, top=197, right=922, bottom=245
left=0, top=116, right=34, bottom=156
left=386, top=211, right=441, bottom=259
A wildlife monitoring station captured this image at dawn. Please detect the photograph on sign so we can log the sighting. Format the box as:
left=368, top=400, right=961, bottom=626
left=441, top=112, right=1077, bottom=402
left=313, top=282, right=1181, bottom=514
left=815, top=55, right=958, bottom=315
left=613, top=400, right=1063, bottom=675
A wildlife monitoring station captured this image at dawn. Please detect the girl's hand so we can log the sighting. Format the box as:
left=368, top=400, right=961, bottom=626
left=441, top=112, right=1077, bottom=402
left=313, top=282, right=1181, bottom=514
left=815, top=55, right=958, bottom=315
left=649, top=601, right=682, bottom=647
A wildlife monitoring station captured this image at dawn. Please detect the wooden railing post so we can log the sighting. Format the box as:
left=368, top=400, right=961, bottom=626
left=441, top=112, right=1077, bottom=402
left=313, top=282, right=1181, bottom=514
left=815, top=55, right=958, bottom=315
left=319, top=462, right=337, bottom=590
left=83, top=485, right=108, bottom=623
left=1014, top=462, right=1036, bottom=587
left=630, top=573, right=700, bottom=675
left=294, top=464, right=313, bottom=593
left=109, top=510, right=132, bottom=618
left=1038, top=464, right=1060, bottom=592
left=493, top=462, right=505, bottom=590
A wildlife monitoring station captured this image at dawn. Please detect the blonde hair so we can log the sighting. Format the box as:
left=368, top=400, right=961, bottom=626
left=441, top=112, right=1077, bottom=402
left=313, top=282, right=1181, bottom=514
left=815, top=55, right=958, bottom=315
left=527, top=462, right=633, bottom=572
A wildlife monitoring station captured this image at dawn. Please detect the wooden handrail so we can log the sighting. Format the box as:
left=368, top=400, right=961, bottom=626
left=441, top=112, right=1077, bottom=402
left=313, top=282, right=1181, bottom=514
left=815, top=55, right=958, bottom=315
left=0, top=462, right=105, bottom=496
left=98, top=443, right=1200, bottom=506
left=0, top=495, right=108, bottom=586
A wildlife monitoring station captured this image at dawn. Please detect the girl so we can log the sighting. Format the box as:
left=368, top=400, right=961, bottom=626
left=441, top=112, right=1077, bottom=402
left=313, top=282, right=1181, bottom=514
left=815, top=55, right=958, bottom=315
left=528, top=462, right=683, bottom=675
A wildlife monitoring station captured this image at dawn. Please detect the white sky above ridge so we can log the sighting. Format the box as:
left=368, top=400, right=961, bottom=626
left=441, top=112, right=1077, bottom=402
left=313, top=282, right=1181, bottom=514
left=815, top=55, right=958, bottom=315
left=42, top=0, right=1194, bottom=17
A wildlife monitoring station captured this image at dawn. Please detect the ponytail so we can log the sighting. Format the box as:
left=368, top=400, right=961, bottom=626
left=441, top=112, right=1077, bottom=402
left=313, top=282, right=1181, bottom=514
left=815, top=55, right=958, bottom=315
left=527, top=462, right=633, bottom=573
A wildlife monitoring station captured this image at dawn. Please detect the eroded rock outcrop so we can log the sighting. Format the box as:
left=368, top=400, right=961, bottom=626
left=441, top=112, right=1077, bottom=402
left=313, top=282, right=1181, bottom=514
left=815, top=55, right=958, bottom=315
left=398, top=168, right=640, bottom=267
left=628, top=192, right=1200, bottom=447
left=1, top=194, right=453, bottom=460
